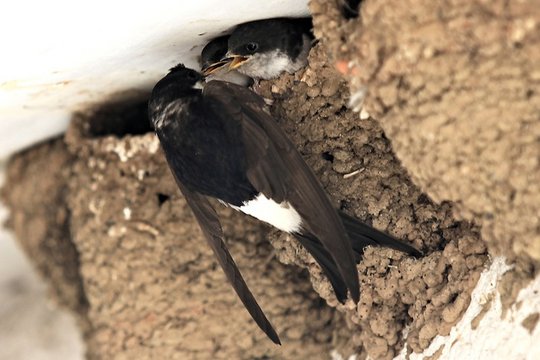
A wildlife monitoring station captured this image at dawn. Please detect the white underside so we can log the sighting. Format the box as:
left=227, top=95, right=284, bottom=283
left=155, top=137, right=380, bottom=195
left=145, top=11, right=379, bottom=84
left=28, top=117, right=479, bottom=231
left=237, top=34, right=312, bottom=79
left=228, top=193, right=302, bottom=233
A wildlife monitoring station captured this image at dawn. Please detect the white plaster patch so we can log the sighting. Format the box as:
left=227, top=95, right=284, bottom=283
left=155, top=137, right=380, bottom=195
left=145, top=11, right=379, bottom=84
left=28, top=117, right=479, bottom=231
left=330, top=349, right=358, bottom=360
left=349, top=86, right=368, bottom=112
left=105, top=135, right=159, bottom=162
left=137, top=169, right=146, bottom=181
left=0, top=1, right=310, bottom=160
left=230, top=193, right=302, bottom=233
left=359, top=108, right=370, bottom=120
left=395, top=256, right=540, bottom=360
left=123, top=207, right=132, bottom=220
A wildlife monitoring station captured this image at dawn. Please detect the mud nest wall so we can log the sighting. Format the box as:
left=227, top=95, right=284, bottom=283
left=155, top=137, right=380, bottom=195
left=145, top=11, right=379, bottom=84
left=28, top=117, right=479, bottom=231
left=311, top=0, right=539, bottom=265
left=1, top=0, right=538, bottom=359
left=255, top=44, right=487, bottom=358
left=3, top=48, right=488, bottom=360
left=3, top=128, right=345, bottom=359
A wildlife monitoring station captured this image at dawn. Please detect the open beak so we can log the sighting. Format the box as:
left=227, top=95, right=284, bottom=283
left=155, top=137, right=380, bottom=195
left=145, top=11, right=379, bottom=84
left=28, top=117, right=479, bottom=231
left=228, top=55, right=249, bottom=69
left=201, top=60, right=230, bottom=76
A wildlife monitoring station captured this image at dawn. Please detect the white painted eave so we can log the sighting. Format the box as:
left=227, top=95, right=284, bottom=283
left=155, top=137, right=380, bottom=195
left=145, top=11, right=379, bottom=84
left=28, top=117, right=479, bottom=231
left=0, top=0, right=309, bottom=159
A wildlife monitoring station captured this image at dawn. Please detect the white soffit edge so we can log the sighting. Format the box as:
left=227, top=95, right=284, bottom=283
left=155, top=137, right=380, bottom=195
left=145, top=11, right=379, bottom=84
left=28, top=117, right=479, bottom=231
left=0, top=0, right=309, bottom=159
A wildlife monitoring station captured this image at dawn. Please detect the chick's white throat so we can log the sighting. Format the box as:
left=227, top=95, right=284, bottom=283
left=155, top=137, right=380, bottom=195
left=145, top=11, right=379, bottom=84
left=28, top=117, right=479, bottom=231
left=236, top=35, right=311, bottom=79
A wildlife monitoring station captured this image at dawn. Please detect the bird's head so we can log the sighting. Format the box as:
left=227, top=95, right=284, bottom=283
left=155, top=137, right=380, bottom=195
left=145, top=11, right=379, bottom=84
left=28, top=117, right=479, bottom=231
left=200, top=36, right=230, bottom=76
left=224, top=18, right=310, bottom=79
left=225, top=20, right=283, bottom=76
left=148, top=64, right=203, bottom=127
left=168, top=64, right=204, bottom=88
left=151, top=64, right=204, bottom=99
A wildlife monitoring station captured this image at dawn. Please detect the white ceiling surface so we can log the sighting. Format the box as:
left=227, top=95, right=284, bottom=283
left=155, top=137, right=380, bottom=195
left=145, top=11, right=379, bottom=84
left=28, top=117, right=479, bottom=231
left=0, top=0, right=309, bottom=160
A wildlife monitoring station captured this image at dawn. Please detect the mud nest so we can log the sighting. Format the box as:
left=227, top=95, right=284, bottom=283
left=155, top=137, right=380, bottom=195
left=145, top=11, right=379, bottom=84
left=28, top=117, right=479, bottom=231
left=3, top=0, right=539, bottom=358
left=310, top=0, right=539, bottom=308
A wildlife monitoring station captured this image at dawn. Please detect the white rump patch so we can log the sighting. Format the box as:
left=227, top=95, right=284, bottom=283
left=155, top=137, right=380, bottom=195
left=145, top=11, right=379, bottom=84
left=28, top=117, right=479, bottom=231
left=230, top=194, right=302, bottom=233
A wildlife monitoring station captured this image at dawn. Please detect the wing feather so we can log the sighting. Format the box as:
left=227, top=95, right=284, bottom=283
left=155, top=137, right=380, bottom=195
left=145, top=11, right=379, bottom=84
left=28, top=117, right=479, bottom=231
left=161, top=139, right=281, bottom=344
left=204, top=81, right=360, bottom=302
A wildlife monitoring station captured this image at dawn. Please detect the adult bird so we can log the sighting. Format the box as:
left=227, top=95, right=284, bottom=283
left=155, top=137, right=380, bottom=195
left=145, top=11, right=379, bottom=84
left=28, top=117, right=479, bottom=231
left=148, top=65, right=421, bottom=344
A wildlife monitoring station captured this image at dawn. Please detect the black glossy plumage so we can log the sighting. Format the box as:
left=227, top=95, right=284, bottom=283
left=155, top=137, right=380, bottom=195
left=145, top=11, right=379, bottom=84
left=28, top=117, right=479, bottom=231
left=201, top=35, right=229, bottom=70
left=149, top=66, right=280, bottom=343
left=156, top=95, right=257, bottom=206
left=148, top=65, right=422, bottom=344
left=203, top=80, right=362, bottom=305
left=228, top=17, right=313, bottom=61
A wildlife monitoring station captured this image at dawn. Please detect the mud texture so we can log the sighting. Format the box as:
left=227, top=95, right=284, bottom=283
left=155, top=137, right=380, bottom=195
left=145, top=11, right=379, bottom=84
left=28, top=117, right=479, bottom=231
left=255, top=44, right=487, bottom=358
left=1, top=140, right=88, bottom=318
left=6, top=46, right=487, bottom=359
left=310, top=0, right=540, bottom=298
left=3, top=1, right=537, bottom=357
left=3, top=58, right=488, bottom=358
left=521, top=312, right=539, bottom=334
left=4, top=44, right=488, bottom=360
left=68, top=118, right=344, bottom=359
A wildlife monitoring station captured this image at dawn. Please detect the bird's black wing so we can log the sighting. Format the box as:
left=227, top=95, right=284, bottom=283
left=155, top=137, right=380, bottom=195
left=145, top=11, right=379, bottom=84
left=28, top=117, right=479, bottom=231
left=294, top=233, right=348, bottom=302
left=339, top=210, right=423, bottom=260
left=158, top=128, right=280, bottom=344
left=204, top=81, right=360, bottom=303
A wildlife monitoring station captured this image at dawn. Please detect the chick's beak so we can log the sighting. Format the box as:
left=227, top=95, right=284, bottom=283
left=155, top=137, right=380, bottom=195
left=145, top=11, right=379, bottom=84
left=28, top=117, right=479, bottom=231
left=201, top=60, right=230, bottom=76
left=228, top=55, right=249, bottom=69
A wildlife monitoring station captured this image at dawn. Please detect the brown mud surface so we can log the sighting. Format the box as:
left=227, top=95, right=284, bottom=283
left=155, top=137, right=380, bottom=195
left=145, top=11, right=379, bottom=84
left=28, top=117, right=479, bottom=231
left=255, top=44, right=487, bottom=358
left=2, top=0, right=538, bottom=358
left=1, top=141, right=88, bottom=317
left=311, top=0, right=539, bottom=310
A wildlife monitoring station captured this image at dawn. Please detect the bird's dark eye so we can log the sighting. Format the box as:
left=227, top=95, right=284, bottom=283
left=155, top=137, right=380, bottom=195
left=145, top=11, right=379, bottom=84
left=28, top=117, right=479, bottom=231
left=245, top=42, right=258, bottom=53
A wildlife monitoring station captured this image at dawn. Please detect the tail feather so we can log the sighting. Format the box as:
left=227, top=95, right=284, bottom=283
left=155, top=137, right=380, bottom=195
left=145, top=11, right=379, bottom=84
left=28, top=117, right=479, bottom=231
left=293, top=212, right=422, bottom=303
left=294, top=233, right=348, bottom=303
left=339, top=211, right=423, bottom=259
